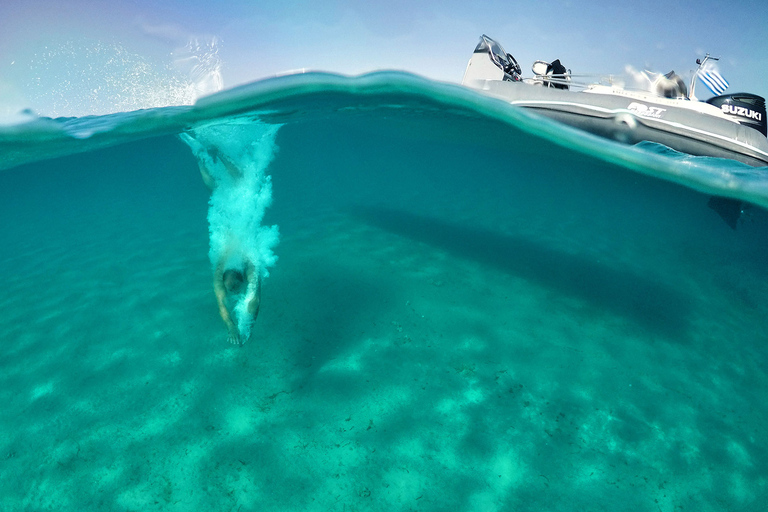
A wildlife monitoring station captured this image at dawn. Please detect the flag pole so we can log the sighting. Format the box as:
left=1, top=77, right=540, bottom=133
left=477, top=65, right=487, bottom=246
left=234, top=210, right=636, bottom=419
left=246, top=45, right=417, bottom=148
left=688, top=53, right=720, bottom=100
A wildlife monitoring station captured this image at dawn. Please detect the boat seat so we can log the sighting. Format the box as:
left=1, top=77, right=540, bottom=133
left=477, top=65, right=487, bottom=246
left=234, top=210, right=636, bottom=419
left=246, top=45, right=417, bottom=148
left=655, top=71, right=688, bottom=99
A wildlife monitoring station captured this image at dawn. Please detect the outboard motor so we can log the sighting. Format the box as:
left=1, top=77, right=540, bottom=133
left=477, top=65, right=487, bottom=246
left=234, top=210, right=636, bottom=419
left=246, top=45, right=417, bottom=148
left=707, top=93, right=767, bottom=136
left=705, top=92, right=765, bottom=230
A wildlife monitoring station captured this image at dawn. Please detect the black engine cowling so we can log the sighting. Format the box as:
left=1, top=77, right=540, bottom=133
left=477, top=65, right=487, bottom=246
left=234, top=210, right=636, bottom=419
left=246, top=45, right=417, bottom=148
left=706, top=93, right=767, bottom=136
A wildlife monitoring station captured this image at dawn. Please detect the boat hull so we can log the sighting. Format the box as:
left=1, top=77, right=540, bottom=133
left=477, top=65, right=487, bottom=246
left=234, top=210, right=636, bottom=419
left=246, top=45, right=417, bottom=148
left=468, top=79, right=768, bottom=167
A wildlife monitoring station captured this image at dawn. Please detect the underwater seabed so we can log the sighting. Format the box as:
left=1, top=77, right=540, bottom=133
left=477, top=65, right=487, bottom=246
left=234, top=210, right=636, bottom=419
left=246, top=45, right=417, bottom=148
left=0, top=72, right=767, bottom=511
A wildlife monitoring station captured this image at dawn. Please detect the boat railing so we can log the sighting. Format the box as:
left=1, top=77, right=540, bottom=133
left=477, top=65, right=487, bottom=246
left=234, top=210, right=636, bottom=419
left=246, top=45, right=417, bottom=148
left=522, top=72, right=687, bottom=99
left=522, top=73, right=617, bottom=91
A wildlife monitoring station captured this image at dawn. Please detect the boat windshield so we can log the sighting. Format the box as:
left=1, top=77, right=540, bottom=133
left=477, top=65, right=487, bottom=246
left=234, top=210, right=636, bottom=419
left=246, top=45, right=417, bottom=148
left=477, top=35, right=512, bottom=71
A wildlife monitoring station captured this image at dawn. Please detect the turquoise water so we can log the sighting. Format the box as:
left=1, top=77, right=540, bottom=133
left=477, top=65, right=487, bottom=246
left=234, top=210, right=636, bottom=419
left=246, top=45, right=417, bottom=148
left=1, top=72, right=767, bottom=511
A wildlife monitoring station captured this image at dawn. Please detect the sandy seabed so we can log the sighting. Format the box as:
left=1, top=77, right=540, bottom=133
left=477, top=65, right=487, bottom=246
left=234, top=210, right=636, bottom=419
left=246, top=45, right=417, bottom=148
left=1, top=193, right=767, bottom=512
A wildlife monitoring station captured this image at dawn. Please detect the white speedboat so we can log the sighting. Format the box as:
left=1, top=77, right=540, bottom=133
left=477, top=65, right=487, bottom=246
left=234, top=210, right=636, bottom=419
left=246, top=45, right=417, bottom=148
left=462, top=35, right=768, bottom=168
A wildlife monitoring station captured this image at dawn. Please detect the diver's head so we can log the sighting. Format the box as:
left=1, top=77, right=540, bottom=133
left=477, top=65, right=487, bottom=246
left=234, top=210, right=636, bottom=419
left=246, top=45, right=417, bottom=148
left=223, top=269, right=245, bottom=293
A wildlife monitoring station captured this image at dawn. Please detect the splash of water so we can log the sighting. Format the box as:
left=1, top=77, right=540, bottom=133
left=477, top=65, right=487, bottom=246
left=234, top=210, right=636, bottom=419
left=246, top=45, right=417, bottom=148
left=23, top=37, right=223, bottom=118
left=172, top=37, right=224, bottom=100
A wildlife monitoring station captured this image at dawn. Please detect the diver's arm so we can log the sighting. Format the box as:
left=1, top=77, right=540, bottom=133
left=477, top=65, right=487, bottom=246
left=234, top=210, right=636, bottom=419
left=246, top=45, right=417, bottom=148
left=213, top=255, right=240, bottom=343
left=244, top=261, right=262, bottom=321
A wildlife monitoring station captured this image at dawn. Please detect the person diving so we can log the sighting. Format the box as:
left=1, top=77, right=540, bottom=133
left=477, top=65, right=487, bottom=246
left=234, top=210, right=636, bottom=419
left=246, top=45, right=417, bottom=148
left=181, top=133, right=271, bottom=345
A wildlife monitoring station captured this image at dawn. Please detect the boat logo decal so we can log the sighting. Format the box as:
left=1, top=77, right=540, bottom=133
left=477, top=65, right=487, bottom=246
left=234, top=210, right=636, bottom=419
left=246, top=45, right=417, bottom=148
left=627, top=102, right=666, bottom=119
left=721, top=104, right=762, bottom=121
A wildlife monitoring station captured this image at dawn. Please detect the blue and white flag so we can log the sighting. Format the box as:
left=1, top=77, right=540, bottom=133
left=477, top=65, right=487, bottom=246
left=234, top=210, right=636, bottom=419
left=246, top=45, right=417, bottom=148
left=698, top=68, right=729, bottom=95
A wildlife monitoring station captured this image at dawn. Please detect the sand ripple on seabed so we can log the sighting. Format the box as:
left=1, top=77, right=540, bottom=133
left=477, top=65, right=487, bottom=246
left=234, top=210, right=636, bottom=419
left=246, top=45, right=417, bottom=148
left=1, top=205, right=767, bottom=510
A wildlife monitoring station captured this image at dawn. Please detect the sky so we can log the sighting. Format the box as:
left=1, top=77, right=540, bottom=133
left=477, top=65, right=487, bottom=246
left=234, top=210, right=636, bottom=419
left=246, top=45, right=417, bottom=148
left=1, top=0, right=767, bottom=117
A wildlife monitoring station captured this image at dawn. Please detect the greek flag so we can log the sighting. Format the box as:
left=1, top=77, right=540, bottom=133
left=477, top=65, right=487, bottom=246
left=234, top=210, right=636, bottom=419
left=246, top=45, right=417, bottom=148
left=698, top=68, right=729, bottom=95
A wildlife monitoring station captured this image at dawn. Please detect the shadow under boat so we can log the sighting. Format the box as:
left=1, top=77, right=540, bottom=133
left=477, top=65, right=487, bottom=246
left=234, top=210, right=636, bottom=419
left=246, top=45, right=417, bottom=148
left=351, top=205, right=691, bottom=339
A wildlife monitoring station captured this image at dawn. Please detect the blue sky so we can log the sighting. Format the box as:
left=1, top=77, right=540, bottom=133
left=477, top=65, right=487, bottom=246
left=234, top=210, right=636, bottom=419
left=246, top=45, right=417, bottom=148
left=1, top=0, right=766, bottom=116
